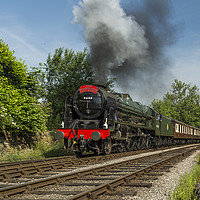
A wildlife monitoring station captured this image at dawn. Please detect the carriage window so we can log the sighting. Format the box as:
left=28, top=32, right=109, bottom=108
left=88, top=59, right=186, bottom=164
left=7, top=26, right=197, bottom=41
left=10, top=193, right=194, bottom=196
left=176, top=124, right=179, bottom=132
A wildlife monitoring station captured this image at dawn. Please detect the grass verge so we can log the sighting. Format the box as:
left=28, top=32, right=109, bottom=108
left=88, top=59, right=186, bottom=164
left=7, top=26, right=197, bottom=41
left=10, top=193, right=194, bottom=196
left=0, top=140, right=74, bottom=162
left=169, top=155, right=200, bottom=200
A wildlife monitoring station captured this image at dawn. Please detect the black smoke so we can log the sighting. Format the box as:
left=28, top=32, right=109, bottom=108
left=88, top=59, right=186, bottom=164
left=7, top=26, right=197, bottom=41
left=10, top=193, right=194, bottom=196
left=73, top=0, right=177, bottom=103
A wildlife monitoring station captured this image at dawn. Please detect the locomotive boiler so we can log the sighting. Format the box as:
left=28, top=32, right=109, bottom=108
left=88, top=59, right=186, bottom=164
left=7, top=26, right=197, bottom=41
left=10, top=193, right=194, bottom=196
left=56, top=84, right=200, bottom=156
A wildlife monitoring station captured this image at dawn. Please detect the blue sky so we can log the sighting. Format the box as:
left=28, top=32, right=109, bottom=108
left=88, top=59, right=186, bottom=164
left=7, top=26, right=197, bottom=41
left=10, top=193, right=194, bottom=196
left=1, top=0, right=200, bottom=101
left=168, top=0, right=200, bottom=87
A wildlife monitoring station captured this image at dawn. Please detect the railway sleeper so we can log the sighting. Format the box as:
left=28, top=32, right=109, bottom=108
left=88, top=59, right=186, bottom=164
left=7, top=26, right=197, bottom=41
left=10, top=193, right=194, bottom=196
left=137, top=176, right=158, bottom=180
left=124, top=182, right=152, bottom=188
left=146, top=173, right=164, bottom=176
left=105, top=190, right=137, bottom=197
left=60, top=182, right=102, bottom=186
left=79, top=177, right=116, bottom=181
left=31, top=190, right=81, bottom=195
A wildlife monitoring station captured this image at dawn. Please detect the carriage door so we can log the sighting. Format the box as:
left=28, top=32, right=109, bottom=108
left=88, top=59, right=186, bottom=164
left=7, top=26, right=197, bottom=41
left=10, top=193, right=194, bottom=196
left=155, top=113, right=162, bottom=136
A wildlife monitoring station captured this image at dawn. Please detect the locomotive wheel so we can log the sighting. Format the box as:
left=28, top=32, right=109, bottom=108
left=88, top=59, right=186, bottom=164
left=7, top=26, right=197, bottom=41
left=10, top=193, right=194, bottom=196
left=162, top=138, right=167, bottom=147
left=155, top=137, right=162, bottom=147
left=125, top=139, right=137, bottom=151
left=103, top=138, right=112, bottom=155
left=117, top=145, right=123, bottom=153
left=145, top=136, right=151, bottom=149
left=137, top=137, right=145, bottom=150
left=93, top=145, right=101, bottom=155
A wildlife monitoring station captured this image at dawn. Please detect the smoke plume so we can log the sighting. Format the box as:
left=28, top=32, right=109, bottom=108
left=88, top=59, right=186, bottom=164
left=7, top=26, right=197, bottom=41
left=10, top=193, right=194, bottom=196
left=73, top=0, right=177, bottom=104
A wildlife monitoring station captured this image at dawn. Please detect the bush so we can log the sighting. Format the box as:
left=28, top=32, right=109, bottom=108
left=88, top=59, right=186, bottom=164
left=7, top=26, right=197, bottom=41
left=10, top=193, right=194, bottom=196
left=169, top=155, right=200, bottom=200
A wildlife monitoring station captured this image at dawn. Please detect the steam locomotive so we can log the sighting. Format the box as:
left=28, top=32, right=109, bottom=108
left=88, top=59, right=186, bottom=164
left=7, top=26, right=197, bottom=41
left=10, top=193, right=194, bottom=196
left=56, top=85, right=200, bottom=155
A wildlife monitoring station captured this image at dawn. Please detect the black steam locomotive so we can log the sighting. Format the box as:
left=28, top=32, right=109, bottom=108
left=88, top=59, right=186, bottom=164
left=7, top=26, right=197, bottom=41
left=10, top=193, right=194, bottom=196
left=56, top=85, right=200, bottom=155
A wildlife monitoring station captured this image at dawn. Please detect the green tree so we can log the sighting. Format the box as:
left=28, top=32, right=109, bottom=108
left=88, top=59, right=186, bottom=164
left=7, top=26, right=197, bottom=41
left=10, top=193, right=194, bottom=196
left=0, top=39, right=49, bottom=138
left=42, top=47, right=114, bottom=130
left=42, top=48, right=95, bottom=129
left=151, top=79, right=200, bottom=127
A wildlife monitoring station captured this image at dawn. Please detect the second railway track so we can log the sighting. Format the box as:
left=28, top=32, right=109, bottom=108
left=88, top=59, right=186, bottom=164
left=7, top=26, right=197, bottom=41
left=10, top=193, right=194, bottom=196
left=0, top=143, right=199, bottom=200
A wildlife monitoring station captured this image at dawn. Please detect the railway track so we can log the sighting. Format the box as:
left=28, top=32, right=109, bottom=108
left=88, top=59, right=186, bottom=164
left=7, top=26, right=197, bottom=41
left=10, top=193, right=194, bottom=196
left=0, top=145, right=177, bottom=182
left=0, top=144, right=199, bottom=199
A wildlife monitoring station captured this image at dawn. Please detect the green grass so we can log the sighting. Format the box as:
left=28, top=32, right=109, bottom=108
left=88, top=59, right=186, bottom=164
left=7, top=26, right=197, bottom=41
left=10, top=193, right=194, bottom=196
left=169, top=156, right=200, bottom=200
left=0, top=140, right=74, bottom=162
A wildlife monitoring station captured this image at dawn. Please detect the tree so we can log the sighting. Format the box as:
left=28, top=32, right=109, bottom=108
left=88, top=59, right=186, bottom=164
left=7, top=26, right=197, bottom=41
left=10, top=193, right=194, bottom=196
left=151, top=79, right=200, bottom=127
left=0, top=39, right=49, bottom=139
left=42, top=47, right=114, bottom=130
left=42, top=48, right=94, bottom=129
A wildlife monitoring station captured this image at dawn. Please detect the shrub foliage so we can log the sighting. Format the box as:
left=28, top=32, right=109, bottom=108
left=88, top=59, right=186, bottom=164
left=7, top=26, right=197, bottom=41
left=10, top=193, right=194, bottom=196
left=0, top=39, right=48, bottom=137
